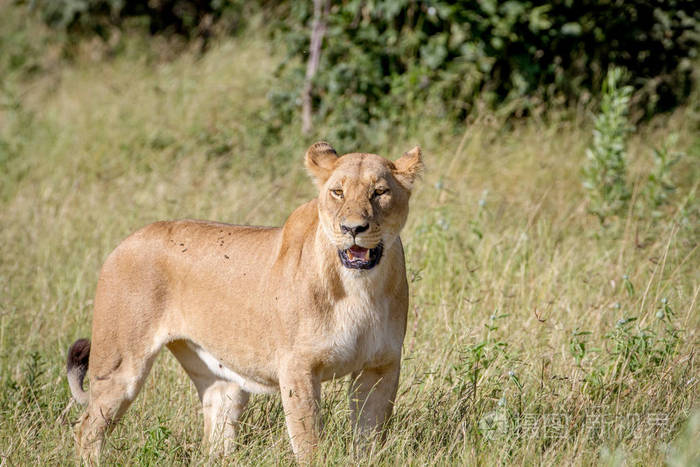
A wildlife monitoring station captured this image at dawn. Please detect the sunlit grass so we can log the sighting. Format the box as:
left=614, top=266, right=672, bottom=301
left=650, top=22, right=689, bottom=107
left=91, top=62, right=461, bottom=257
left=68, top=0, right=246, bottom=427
left=0, top=8, right=698, bottom=466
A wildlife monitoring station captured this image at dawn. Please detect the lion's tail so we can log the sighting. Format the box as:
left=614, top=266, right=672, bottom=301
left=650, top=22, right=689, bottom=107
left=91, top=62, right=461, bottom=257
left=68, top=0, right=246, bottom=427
left=67, top=338, right=91, bottom=405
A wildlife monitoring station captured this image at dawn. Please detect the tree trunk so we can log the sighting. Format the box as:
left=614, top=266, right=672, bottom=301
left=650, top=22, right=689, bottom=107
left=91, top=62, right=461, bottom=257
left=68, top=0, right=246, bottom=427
left=302, top=0, right=330, bottom=135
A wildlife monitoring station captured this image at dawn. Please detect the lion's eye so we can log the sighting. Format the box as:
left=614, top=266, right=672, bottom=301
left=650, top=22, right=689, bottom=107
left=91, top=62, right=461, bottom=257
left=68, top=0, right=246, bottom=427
left=372, top=188, right=388, bottom=198
left=330, top=189, right=344, bottom=199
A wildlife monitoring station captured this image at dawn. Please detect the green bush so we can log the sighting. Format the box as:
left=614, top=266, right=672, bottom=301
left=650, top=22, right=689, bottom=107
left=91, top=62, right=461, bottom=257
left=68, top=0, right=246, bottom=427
left=21, top=0, right=700, bottom=145
left=271, top=1, right=698, bottom=145
left=582, top=67, right=633, bottom=224
left=30, top=0, right=246, bottom=38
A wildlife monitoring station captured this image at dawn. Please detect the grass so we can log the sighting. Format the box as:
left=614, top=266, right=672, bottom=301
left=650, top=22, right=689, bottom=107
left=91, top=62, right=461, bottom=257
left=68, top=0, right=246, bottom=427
left=1, top=6, right=699, bottom=466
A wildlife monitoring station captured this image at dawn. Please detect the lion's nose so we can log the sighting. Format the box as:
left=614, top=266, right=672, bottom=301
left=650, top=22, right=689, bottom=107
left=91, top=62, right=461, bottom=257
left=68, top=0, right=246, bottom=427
left=340, top=222, right=369, bottom=237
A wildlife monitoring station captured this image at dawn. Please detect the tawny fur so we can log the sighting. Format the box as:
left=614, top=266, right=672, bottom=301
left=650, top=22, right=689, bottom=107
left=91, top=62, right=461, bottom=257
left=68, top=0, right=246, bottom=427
left=66, top=142, right=423, bottom=464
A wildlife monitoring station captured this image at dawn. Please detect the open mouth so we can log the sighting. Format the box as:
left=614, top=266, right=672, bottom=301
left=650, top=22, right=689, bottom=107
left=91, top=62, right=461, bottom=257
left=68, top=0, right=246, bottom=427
left=338, top=243, right=383, bottom=270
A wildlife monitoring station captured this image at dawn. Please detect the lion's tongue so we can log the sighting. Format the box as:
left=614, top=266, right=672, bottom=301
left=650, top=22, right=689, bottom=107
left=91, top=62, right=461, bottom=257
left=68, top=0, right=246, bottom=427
left=347, top=245, right=370, bottom=261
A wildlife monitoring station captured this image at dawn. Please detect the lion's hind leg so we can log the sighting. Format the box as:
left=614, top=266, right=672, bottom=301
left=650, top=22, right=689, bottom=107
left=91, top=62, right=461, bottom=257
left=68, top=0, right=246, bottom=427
left=201, top=380, right=250, bottom=455
left=74, top=347, right=160, bottom=464
left=167, top=340, right=250, bottom=456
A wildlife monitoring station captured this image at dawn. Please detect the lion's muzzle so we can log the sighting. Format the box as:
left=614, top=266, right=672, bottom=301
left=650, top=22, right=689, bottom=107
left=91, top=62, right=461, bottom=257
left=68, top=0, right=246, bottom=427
left=338, top=243, right=383, bottom=270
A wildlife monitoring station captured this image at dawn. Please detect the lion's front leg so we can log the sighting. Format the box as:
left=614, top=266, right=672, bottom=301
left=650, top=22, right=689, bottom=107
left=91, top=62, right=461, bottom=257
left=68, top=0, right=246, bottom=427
left=279, top=363, right=322, bottom=463
left=349, top=361, right=400, bottom=450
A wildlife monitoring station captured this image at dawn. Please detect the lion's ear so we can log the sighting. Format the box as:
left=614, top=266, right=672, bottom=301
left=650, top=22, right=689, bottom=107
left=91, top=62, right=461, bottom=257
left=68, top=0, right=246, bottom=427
left=305, top=141, right=338, bottom=187
left=392, top=146, right=424, bottom=191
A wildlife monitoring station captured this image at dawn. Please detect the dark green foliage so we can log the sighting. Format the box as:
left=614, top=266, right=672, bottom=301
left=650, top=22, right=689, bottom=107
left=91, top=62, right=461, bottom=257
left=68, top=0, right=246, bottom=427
left=30, top=0, right=245, bottom=38
left=271, top=1, right=698, bottom=145
left=21, top=1, right=700, bottom=144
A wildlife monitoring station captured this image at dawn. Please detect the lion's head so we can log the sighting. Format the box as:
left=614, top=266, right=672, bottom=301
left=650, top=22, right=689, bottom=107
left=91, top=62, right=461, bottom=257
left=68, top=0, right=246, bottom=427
left=305, top=142, right=423, bottom=270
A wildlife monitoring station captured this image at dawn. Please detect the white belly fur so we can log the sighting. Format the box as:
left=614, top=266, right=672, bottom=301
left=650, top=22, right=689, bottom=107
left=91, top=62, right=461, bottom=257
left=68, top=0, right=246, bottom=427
left=185, top=341, right=278, bottom=394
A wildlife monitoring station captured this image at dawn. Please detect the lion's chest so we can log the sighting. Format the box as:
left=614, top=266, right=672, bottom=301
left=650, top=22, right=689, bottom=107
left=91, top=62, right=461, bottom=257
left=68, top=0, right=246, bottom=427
left=317, top=276, right=401, bottom=380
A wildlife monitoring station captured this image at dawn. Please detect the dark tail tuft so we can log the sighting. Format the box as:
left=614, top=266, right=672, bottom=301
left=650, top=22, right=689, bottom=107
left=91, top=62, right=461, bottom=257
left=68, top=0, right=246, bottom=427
left=67, top=338, right=91, bottom=405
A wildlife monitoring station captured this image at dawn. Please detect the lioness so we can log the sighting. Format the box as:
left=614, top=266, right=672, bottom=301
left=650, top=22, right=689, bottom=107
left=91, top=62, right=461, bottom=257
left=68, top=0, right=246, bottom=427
left=66, top=142, right=423, bottom=463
